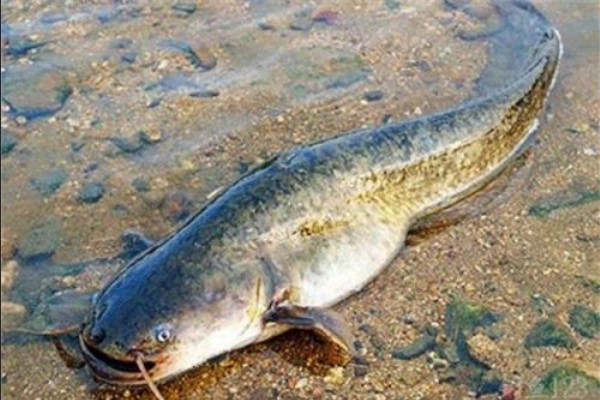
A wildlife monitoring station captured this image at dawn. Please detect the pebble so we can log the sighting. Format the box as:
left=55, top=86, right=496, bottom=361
left=466, top=332, right=503, bottom=369
left=294, top=378, right=308, bottom=389
left=110, top=38, right=133, bottom=49
left=77, top=181, right=106, bottom=204
left=162, top=40, right=217, bottom=71
left=529, top=360, right=599, bottom=398
left=1, top=128, right=18, bottom=155
left=1, top=228, right=16, bottom=261
left=426, top=351, right=449, bottom=370
left=138, top=128, right=162, bottom=144
left=161, top=191, right=193, bottom=222
left=257, top=21, right=275, bottom=31
left=289, top=18, right=314, bottom=32
left=444, top=297, right=498, bottom=342
left=568, top=305, right=600, bottom=338
left=120, top=52, right=137, bottom=64
left=524, top=318, right=576, bottom=348
left=324, top=366, right=345, bottom=386
left=30, top=168, right=68, bottom=196
left=1, top=65, right=72, bottom=120
left=1, top=260, right=19, bottom=293
left=189, top=89, right=220, bottom=98
left=1, top=301, right=26, bottom=329
left=132, top=177, right=151, bottom=192
left=172, top=2, right=197, bottom=15
left=109, top=136, right=145, bottom=154
left=364, top=90, right=385, bottom=102
left=16, top=217, right=62, bottom=262
left=312, top=10, right=339, bottom=25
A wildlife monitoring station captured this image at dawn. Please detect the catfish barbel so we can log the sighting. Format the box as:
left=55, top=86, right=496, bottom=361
left=72, top=4, right=562, bottom=399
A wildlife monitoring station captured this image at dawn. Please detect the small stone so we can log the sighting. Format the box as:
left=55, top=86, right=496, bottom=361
left=146, top=96, right=163, bottom=108
left=529, top=360, right=600, bottom=398
left=1, top=228, right=16, bottom=261
left=354, top=363, right=369, bottom=377
left=364, top=90, right=384, bottom=102
left=1, top=128, right=18, bottom=155
left=162, top=40, right=217, bottom=71
left=258, top=21, right=275, bottom=30
left=15, top=115, right=27, bottom=125
left=161, top=191, right=193, bottom=222
left=120, top=52, right=137, bottom=64
left=289, top=18, right=314, bottom=32
left=191, top=46, right=218, bottom=71
left=524, top=318, right=576, bottom=349
left=189, top=89, right=220, bottom=98
left=138, top=128, right=162, bottom=144
left=77, top=181, right=105, bottom=204
left=445, top=297, right=499, bottom=342
left=568, top=305, right=600, bottom=338
left=312, top=10, right=339, bottom=25
left=324, top=366, right=345, bottom=385
left=2, top=66, right=72, bottom=120
left=110, top=38, right=133, bottom=49
left=1, top=260, right=20, bottom=293
left=385, top=0, right=401, bottom=10
left=1, top=301, right=26, bottom=328
left=172, top=2, right=197, bottom=15
left=109, top=136, right=145, bottom=154
left=426, top=351, right=449, bottom=370
left=295, top=378, right=308, bottom=389
left=132, top=177, right=151, bottom=193
left=466, top=332, right=503, bottom=369
left=30, top=168, right=68, bottom=196
left=475, top=371, right=504, bottom=397
left=16, top=217, right=62, bottom=262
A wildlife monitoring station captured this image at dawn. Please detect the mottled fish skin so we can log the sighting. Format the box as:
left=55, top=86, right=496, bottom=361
left=79, top=10, right=562, bottom=387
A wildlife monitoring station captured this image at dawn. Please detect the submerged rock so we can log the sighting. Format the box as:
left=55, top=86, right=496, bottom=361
left=445, top=297, right=499, bottom=342
left=568, top=305, right=600, bottom=339
left=16, top=217, right=62, bottom=262
left=1, top=301, right=26, bottom=330
left=1, top=129, right=18, bottom=155
left=161, top=191, right=193, bottom=222
left=77, top=181, right=106, bottom=204
left=524, top=318, right=576, bottom=349
left=171, top=2, right=197, bottom=15
left=30, top=168, right=68, bottom=196
left=2, top=65, right=72, bottom=120
left=161, top=40, right=217, bottom=71
left=529, top=360, right=600, bottom=398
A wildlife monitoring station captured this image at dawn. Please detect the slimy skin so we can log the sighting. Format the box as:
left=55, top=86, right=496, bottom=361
left=78, top=5, right=562, bottom=389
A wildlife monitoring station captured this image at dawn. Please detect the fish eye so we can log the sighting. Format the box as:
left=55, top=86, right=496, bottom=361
left=154, top=325, right=172, bottom=343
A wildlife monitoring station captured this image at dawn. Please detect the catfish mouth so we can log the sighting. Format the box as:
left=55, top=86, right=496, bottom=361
left=79, top=332, right=160, bottom=385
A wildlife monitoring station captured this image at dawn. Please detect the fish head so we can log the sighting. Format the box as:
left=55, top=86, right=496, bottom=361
left=79, top=251, right=269, bottom=385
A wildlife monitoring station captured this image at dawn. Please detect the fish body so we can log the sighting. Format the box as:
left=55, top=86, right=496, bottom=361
left=78, top=4, right=562, bottom=388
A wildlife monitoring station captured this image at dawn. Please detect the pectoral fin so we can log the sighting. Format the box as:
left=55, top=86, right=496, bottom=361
left=263, top=300, right=357, bottom=359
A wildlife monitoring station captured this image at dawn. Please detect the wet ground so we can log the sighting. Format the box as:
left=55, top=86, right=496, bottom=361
left=1, top=0, right=599, bottom=399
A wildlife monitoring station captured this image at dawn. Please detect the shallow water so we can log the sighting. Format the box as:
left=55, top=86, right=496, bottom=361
left=1, top=1, right=598, bottom=399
